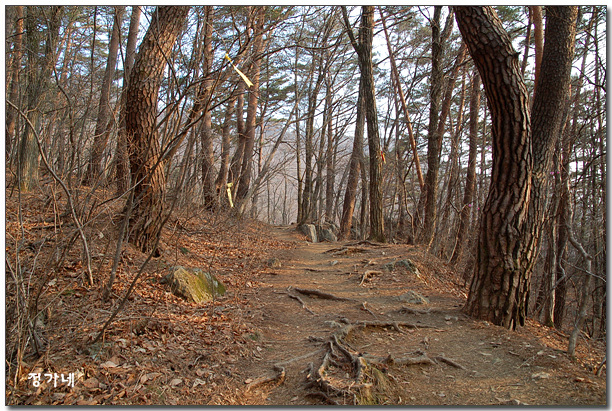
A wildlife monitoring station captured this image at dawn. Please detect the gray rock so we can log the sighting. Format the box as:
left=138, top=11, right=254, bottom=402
left=385, top=259, right=420, bottom=277
left=397, top=259, right=420, bottom=277
left=326, top=222, right=340, bottom=235
left=383, top=261, right=396, bottom=271
left=318, top=228, right=337, bottom=242
left=267, top=258, right=282, bottom=268
left=162, top=266, right=226, bottom=304
left=299, top=224, right=318, bottom=243
left=397, top=290, right=429, bottom=305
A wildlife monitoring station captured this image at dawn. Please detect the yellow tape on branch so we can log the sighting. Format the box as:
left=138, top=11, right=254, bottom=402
left=226, top=182, right=235, bottom=208
left=225, top=53, right=254, bottom=88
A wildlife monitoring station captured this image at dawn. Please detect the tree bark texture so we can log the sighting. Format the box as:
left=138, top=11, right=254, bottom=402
left=455, top=6, right=533, bottom=329
left=530, top=6, right=544, bottom=95
left=125, top=6, right=190, bottom=253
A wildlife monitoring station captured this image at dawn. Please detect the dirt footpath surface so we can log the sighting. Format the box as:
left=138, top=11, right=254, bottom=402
left=234, top=226, right=606, bottom=406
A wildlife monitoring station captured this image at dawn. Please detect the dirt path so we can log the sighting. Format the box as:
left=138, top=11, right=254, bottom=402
left=233, top=225, right=605, bottom=405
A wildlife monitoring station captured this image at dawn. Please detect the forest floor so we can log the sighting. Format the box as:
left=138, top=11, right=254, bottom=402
left=5, top=191, right=607, bottom=405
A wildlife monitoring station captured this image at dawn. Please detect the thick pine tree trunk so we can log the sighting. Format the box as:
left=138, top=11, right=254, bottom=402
left=125, top=6, right=190, bottom=253
left=455, top=6, right=533, bottom=329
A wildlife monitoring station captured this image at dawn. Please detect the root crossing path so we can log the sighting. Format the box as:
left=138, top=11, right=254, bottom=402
left=234, top=226, right=605, bottom=405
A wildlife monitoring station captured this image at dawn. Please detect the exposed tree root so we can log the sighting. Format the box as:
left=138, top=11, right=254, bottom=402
left=301, top=317, right=440, bottom=404
left=275, top=349, right=325, bottom=367
left=361, top=302, right=378, bottom=319
left=346, top=240, right=390, bottom=248
left=253, top=309, right=445, bottom=405
left=363, top=352, right=435, bottom=367
left=305, top=391, right=340, bottom=405
left=397, top=306, right=433, bottom=315
left=352, top=320, right=435, bottom=332
left=433, top=355, right=466, bottom=370
left=595, top=355, right=606, bottom=376
left=324, top=247, right=369, bottom=256
left=287, top=293, right=316, bottom=315
left=245, top=365, right=285, bottom=392
left=359, top=270, right=382, bottom=286
left=291, top=286, right=355, bottom=302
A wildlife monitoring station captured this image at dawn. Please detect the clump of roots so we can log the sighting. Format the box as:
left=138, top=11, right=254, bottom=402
left=305, top=320, right=433, bottom=405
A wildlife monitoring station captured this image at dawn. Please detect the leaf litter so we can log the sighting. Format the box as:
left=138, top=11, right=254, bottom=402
left=5, top=192, right=606, bottom=405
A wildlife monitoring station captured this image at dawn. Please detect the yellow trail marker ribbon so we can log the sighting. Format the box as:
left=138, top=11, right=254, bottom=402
left=225, top=53, right=254, bottom=88
left=226, top=182, right=235, bottom=208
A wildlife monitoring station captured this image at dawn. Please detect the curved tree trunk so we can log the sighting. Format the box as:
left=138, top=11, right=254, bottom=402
left=455, top=6, right=533, bottom=329
left=125, top=6, right=190, bottom=253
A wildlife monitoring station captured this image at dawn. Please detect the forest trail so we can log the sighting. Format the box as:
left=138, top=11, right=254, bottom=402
left=233, top=225, right=605, bottom=405
left=6, top=208, right=605, bottom=406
